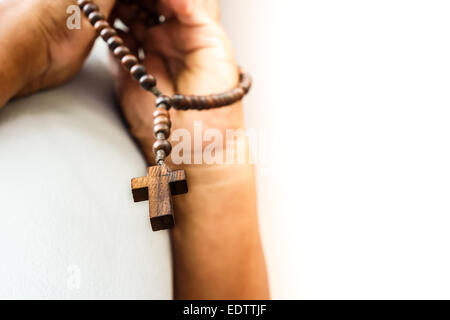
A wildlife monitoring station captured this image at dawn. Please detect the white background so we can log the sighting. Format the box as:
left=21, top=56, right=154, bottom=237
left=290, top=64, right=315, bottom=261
left=221, top=0, right=450, bottom=299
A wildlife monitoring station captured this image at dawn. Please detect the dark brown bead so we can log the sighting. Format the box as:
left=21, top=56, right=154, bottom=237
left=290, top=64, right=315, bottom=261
left=223, top=93, right=232, bottom=104
left=130, top=64, right=147, bottom=81
left=198, top=96, right=207, bottom=108
left=170, top=95, right=182, bottom=107
left=83, top=3, right=98, bottom=16
left=220, top=94, right=228, bottom=105
left=113, top=46, right=130, bottom=60
left=153, top=124, right=170, bottom=138
left=212, top=94, right=223, bottom=106
left=228, top=90, right=238, bottom=101
left=154, top=116, right=171, bottom=128
left=153, top=139, right=172, bottom=156
left=185, top=96, right=193, bottom=107
left=94, top=20, right=109, bottom=33
left=156, top=96, right=171, bottom=109
left=153, top=108, right=169, bottom=119
left=205, top=95, right=216, bottom=108
left=139, top=75, right=156, bottom=90
left=100, top=28, right=116, bottom=40
left=239, top=72, right=252, bottom=94
left=107, top=36, right=124, bottom=51
left=88, top=11, right=104, bottom=25
left=121, top=55, right=138, bottom=71
left=234, top=87, right=245, bottom=98
left=78, top=0, right=92, bottom=9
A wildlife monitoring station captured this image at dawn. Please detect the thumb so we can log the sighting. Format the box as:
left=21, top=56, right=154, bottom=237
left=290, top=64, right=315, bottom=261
left=163, top=0, right=220, bottom=25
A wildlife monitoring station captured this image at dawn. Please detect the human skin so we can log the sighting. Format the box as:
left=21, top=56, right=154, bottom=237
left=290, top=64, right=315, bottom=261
left=0, top=0, right=269, bottom=299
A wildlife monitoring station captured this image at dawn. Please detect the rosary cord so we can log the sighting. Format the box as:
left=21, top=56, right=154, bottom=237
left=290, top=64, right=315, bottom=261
left=78, top=0, right=252, bottom=111
left=78, top=0, right=251, bottom=164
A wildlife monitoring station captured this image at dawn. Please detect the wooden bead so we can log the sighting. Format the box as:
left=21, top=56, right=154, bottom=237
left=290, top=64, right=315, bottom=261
left=139, top=75, right=157, bottom=90
left=154, top=116, right=171, bottom=128
left=223, top=93, right=232, bottom=104
left=185, top=96, right=193, bottom=108
left=153, top=139, right=172, bottom=156
left=205, top=96, right=216, bottom=108
left=88, top=11, right=104, bottom=25
left=153, top=108, right=169, bottom=119
left=198, top=96, right=207, bottom=108
left=153, top=124, right=170, bottom=138
left=121, top=55, right=138, bottom=71
left=94, top=20, right=109, bottom=33
left=107, top=36, right=124, bottom=51
left=83, top=3, right=98, bottom=16
left=156, top=96, right=171, bottom=109
left=170, top=95, right=183, bottom=107
left=130, top=64, right=147, bottom=81
left=234, top=87, right=245, bottom=98
left=113, top=46, right=130, bottom=60
left=78, top=0, right=92, bottom=9
left=100, top=28, right=116, bottom=40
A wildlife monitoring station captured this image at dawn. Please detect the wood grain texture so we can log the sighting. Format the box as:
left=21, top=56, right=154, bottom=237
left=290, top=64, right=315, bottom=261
left=131, top=164, right=188, bottom=231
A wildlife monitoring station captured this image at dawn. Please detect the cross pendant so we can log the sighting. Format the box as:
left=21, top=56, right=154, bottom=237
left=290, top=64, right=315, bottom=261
left=131, top=164, right=188, bottom=231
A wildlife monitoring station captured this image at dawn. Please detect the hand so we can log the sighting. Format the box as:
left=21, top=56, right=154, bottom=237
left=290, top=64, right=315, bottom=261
left=0, top=0, right=115, bottom=103
left=112, top=0, right=245, bottom=164
left=112, top=1, right=268, bottom=300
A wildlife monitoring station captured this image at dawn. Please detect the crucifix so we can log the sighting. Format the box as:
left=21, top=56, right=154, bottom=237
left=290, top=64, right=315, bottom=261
left=131, top=164, right=188, bottom=231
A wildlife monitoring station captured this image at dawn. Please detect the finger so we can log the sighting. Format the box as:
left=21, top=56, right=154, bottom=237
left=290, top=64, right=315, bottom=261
left=161, top=0, right=220, bottom=25
left=110, top=48, right=175, bottom=163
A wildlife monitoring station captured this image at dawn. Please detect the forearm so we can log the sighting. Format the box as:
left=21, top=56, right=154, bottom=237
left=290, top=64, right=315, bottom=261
left=171, top=164, right=270, bottom=300
left=0, top=1, right=48, bottom=107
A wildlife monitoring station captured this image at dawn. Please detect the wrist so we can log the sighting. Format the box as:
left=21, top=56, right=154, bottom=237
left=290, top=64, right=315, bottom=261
left=171, top=163, right=258, bottom=224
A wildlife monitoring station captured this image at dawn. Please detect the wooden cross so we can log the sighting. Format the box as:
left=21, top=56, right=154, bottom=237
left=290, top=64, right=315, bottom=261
left=131, top=164, right=188, bottom=231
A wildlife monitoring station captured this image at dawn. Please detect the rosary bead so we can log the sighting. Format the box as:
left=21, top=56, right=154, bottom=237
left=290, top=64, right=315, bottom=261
left=130, top=64, right=147, bottom=81
left=156, top=96, right=171, bottom=109
left=113, top=46, right=130, bottom=60
left=121, top=55, right=138, bottom=71
left=154, top=116, right=171, bottom=128
left=240, top=73, right=252, bottom=94
left=205, top=95, right=216, bottom=108
left=107, top=36, right=124, bottom=51
left=100, top=28, right=116, bottom=40
left=199, top=96, right=208, bottom=107
left=153, top=108, right=169, bottom=119
left=94, top=20, right=109, bottom=33
left=153, top=139, right=172, bottom=156
left=213, top=94, right=223, bottom=106
left=234, top=87, right=245, bottom=99
left=139, top=75, right=157, bottom=90
left=78, top=0, right=92, bottom=9
left=153, top=124, right=171, bottom=139
left=184, top=96, right=193, bottom=108
left=223, top=93, right=232, bottom=104
left=170, top=95, right=182, bottom=106
left=83, top=3, right=98, bottom=16
left=155, top=150, right=167, bottom=164
left=88, top=11, right=104, bottom=25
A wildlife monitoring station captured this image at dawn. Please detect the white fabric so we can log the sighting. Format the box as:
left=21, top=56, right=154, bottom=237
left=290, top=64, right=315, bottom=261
left=0, top=44, right=172, bottom=299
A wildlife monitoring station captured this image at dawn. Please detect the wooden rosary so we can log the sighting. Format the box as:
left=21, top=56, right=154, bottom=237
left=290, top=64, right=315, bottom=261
left=78, top=0, right=252, bottom=231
